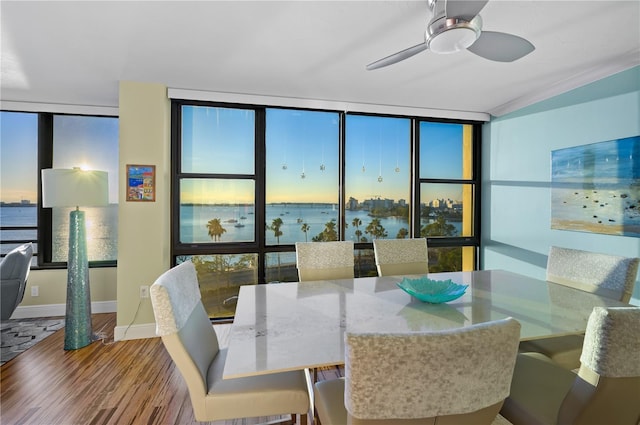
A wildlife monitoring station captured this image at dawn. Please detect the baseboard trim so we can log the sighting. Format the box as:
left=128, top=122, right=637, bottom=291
left=114, top=323, right=157, bottom=341
left=11, top=301, right=117, bottom=319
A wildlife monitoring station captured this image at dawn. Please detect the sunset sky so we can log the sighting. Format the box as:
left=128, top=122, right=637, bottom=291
left=2, top=109, right=465, bottom=205
left=1, top=111, right=119, bottom=203
left=180, top=106, right=465, bottom=205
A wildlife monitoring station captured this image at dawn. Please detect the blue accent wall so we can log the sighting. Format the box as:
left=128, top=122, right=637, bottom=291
left=481, top=66, right=640, bottom=305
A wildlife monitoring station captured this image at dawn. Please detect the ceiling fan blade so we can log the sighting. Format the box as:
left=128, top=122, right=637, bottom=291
left=445, top=0, right=489, bottom=21
left=366, top=42, right=428, bottom=70
left=467, top=31, right=535, bottom=62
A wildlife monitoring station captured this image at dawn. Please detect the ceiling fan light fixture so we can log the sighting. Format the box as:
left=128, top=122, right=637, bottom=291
left=367, top=3, right=534, bottom=70
left=426, top=16, right=481, bottom=54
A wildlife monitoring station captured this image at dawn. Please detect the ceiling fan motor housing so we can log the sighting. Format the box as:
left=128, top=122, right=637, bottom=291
left=426, top=16, right=482, bottom=54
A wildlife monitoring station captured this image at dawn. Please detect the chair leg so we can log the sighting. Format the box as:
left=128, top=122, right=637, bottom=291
left=263, top=416, right=298, bottom=425
left=284, top=413, right=308, bottom=425
left=270, top=414, right=307, bottom=425
left=304, top=368, right=318, bottom=424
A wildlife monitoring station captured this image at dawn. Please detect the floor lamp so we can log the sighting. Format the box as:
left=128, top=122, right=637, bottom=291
left=42, top=168, right=108, bottom=350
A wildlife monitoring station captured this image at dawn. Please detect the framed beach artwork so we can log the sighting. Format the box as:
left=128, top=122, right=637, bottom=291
left=126, top=164, right=156, bottom=202
left=551, top=136, right=640, bottom=237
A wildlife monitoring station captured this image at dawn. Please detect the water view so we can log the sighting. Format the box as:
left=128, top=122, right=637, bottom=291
left=180, top=203, right=462, bottom=245
left=0, top=205, right=118, bottom=261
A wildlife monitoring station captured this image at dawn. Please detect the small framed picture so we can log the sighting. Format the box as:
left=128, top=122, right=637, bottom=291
left=126, top=164, right=155, bottom=202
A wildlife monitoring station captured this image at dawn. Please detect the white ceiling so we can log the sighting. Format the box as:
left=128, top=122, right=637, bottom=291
left=1, top=0, right=639, bottom=117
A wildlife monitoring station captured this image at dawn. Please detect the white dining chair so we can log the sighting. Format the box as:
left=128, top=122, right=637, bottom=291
left=150, top=261, right=309, bottom=424
left=373, top=237, right=428, bottom=276
left=503, top=306, right=640, bottom=425
left=315, top=317, right=521, bottom=424
left=295, top=240, right=354, bottom=282
left=519, top=246, right=639, bottom=370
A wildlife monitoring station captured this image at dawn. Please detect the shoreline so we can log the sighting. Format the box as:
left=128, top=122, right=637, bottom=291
left=551, top=218, right=640, bottom=237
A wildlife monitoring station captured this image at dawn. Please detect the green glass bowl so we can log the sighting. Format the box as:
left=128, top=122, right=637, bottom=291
left=397, top=277, right=468, bottom=303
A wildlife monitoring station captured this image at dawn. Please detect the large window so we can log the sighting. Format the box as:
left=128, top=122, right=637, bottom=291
left=418, top=121, right=478, bottom=271
left=265, top=109, right=340, bottom=283
left=0, top=112, right=38, bottom=265
left=173, top=101, right=480, bottom=319
left=49, top=115, right=119, bottom=263
left=266, top=109, right=340, bottom=244
left=0, top=110, right=119, bottom=268
left=174, top=105, right=258, bottom=318
left=345, top=114, right=412, bottom=276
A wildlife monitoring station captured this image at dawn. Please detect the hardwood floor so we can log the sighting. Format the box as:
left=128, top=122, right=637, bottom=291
left=0, top=313, right=342, bottom=425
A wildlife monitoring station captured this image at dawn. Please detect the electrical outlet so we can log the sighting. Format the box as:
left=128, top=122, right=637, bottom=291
left=31, top=286, right=39, bottom=297
left=139, top=285, right=149, bottom=299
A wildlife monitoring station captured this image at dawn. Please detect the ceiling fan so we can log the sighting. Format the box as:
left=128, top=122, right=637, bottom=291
left=366, top=0, right=535, bottom=70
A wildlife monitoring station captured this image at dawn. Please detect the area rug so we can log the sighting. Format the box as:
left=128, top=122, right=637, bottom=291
left=0, top=317, right=64, bottom=366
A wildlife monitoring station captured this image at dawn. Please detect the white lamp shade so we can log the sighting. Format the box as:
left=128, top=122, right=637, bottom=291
left=42, top=168, right=109, bottom=208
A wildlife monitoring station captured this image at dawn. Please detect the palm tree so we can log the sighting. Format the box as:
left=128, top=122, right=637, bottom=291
left=351, top=217, right=362, bottom=241
left=365, top=218, right=387, bottom=240
left=301, top=222, right=310, bottom=242
left=270, top=218, right=284, bottom=279
left=421, top=214, right=459, bottom=272
left=311, top=219, right=338, bottom=242
left=206, top=218, right=227, bottom=241
left=270, top=217, right=284, bottom=243
left=421, top=213, right=457, bottom=237
left=351, top=217, right=363, bottom=275
left=324, top=219, right=338, bottom=241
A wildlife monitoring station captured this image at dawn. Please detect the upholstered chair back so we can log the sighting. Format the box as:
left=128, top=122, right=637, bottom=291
left=1, top=242, right=33, bottom=320
left=546, top=246, right=639, bottom=303
left=373, top=238, right=428, bottom=276
left=295, top=241, right=354, bottom=281
left=344, top=318, right=521, bottom=423
left=151, top=262, right=310, bottom=423
left=150, top=261, right=220, bottom=419
left=558, top=307, right=640, bottom=425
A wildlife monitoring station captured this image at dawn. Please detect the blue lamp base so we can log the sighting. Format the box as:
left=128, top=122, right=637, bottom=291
left=64, top=209, right=93, bottom=350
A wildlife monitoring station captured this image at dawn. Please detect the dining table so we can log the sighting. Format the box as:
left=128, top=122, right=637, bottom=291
left=222, top=269, right=630, bottom=380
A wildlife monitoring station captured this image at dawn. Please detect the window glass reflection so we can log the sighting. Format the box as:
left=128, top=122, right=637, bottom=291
left=420, top=122, right=472, bottom=179
left=265, top=252, right=297, bottom=283
left=420, top=183, right=474, bottom=238
left=345, top=115, right=411, bottom=241
left=0, top=112, right=38, bottom=265
left=179, top=178, right=255, bottom=243
left=265, top=109, right=339, bottom=244
left=177, top=254, right=258, bottom=319
left=181, top=106, right=254, bottom=175
left=52, top=115, right=119, bottom=262
left=427, top=246, right=476, bottom=272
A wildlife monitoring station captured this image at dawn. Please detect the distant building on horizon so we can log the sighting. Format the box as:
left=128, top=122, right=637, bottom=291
left=1, top=199, right=34, bottom=207
left=346, top=197, right=358, bottom=210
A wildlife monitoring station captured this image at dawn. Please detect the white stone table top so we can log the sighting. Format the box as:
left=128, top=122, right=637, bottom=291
left=222, top=269, right=629, bottom=379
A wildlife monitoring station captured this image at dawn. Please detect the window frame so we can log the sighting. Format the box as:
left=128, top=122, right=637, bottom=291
left=171, top=101, right=266, bottom=267
left=0, top=110, right=39, bottom=266
left=171, top=100, right=482, bottom=282
left=37, top=112, right=118, bottom=269
left=345, top=111, right=415, bottom=251
left=414, top=118, right=482, bottom=253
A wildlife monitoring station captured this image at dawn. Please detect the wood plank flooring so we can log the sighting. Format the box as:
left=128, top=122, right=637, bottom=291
left=0, top=313, right=342, bottom=425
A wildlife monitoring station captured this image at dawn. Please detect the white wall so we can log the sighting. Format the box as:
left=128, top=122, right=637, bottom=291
left=481, top=66, right=640, bottom=305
